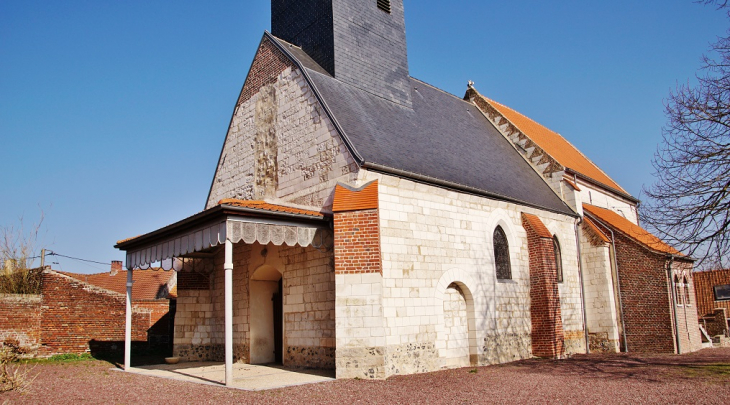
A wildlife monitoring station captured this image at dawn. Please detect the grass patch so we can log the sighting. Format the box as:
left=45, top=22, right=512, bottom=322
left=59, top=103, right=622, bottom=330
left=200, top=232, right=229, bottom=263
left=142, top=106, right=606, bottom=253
left=21, top=353, right=94, bottom=364
left=676, top=363, right=730, bottom=378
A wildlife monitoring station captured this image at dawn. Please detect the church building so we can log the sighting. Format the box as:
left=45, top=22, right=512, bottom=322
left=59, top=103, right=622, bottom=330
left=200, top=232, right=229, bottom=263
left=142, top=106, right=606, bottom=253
left=115, top=0, right=702, bottom=385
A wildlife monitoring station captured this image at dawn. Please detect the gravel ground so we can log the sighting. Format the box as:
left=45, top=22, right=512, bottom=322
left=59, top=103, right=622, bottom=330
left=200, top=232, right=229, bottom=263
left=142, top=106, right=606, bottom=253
left=2, top=348, right=729, bottom=404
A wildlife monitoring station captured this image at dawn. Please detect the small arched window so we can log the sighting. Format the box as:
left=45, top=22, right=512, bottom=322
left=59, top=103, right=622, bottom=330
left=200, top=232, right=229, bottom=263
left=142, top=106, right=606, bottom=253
left=553, top=236, right=563, bottom=283
left=675, top=276, right=683, bottom=305
left=683, top=277, right=691, bottom=306
left=493, top=226, right=511, bottom=280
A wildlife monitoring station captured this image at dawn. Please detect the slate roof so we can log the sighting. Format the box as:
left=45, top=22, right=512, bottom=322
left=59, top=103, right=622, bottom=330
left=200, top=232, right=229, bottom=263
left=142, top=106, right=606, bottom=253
left=271, top=34, right=575, bottom=217
left=59, top=270, right=176, bottom=300
left=484, top=97, right=628, bottom=195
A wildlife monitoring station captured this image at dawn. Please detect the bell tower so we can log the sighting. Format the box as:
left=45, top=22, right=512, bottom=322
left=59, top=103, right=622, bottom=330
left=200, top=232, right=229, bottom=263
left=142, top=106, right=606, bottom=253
left=271, top=0, right=412, bottom=107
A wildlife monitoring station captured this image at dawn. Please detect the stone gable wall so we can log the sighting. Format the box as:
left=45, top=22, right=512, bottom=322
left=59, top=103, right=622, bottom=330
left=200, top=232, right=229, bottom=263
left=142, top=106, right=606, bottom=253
left=206, top=36, right=357, bottom=210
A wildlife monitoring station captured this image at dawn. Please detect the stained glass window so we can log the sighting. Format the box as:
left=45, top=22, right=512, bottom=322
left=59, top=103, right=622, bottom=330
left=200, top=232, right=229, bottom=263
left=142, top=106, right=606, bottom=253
left=494, top=226, right=511, bottom=280
left=553, top=236, right=563, bottom=283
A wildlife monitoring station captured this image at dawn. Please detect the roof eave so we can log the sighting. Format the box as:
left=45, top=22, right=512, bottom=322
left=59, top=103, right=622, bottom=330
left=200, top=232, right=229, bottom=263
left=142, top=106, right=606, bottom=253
left=362, top=162, right=579, bottom=218
left=115, top=204, right=330, bottom=251
left=566, top=168, right=639, bottom=204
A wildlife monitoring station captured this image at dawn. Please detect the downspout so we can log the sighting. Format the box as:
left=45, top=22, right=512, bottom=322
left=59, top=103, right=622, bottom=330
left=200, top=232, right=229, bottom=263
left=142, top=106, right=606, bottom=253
left=667, top=255, right=681, bottom=354
left=574, top=217, right=590, bottom=354
left=585, top=213, right=629, bottom=352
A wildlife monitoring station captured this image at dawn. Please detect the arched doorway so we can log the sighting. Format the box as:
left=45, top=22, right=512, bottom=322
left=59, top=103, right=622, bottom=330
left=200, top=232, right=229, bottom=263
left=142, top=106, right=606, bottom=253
left=442, top=282, right=471, bottom=368
left=250, top=264, right=283, bottom=364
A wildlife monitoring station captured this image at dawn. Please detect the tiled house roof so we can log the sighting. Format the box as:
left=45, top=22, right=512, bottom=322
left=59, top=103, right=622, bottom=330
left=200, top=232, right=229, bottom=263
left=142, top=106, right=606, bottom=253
left=583, top=204, right=681, bottom=255
left=218, top=199, right=325, bottom=218
left=485, top=97, right=627, bottom=195
left=59, top=270, right=175, bottom=300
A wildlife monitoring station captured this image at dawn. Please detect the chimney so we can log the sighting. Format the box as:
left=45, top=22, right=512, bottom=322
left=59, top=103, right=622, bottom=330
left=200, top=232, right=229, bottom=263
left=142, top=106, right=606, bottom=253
left=271, top=0, right=412, bottom=107
left=111, top=260, right=122, bottom=277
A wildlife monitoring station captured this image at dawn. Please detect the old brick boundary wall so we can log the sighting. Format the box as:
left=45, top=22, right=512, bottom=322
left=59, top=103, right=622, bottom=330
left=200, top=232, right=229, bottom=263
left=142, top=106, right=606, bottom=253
left=0, top=294, right=41, bottom=352
left=0, top=270, right=171, bottom=356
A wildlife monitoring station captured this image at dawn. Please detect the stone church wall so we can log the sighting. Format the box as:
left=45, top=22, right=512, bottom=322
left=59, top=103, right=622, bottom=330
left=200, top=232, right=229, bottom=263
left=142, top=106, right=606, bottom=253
left=174, top=242, right=335, bottom=369
left=333, top=171, right=586, bottom=379
left=579, top=236, right=621, bottom=353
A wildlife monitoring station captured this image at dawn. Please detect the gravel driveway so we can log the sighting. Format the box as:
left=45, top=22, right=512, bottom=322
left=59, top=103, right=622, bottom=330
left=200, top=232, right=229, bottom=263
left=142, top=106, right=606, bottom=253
left=3, top=348, right=729, bottom=404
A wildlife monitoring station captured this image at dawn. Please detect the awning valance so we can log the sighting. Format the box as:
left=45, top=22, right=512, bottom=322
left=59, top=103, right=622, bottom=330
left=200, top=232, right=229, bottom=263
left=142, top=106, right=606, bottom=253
left=118, top=201, right=332, bottom=270
left=125, top=218, right=329, bottom=269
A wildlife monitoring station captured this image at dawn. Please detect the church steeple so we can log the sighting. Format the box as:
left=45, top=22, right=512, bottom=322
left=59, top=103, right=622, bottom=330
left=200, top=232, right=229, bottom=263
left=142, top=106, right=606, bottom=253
left=271, top=0, right=412, bottom=107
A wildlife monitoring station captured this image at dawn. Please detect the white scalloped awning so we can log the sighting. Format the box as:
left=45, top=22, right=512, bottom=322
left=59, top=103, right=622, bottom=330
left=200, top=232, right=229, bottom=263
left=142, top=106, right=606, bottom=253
left=125, top=218, right=329, bottom=269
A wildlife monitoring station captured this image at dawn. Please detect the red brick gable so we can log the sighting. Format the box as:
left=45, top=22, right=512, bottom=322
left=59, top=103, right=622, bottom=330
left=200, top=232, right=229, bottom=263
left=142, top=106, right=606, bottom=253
left=59, top=269, right=174, bottom=301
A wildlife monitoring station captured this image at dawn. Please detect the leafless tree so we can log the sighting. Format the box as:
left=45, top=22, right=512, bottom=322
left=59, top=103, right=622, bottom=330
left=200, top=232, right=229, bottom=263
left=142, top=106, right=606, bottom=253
left=641, top=2, right=730, bottom=269
left=0, top=212, right=45, bottom=294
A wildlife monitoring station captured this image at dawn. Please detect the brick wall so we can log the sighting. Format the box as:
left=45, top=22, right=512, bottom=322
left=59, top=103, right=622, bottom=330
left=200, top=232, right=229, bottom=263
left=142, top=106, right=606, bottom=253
left=693, top=269, right=730, bottom=318
left=0, top=294, right=41, bottom=351
left=522, top=213, right=565, bottom=359
left=334, top=209, right=382, bottom=275
left=40, top=271, right=168, bottom=355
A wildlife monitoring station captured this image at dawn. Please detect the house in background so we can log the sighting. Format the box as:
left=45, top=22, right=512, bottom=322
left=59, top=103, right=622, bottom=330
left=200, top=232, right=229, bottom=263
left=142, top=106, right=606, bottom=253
left=46, top=262, right=177, bottom=353
left=693, top=269, right=730, bottom=341
left=115, top=0, right=701, bottom=385
left=0, top=262, right=176, bottom=356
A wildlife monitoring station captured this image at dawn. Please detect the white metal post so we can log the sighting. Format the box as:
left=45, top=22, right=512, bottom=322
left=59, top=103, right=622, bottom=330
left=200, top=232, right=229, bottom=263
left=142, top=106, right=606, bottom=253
left=224, top=239, right=234, bottom=386
left=124, top=268, right=133, bottom=370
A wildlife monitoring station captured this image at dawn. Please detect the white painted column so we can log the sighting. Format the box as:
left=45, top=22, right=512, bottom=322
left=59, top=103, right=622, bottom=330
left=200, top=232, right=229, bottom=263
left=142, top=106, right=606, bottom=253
left=224, top=239, right=234, bottom=386
left=124, top=268, right=133, bottom=370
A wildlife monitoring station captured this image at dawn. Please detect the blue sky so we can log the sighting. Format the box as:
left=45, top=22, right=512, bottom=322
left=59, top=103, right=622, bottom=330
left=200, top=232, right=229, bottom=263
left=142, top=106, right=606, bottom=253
left=1, top=0, right=727, bottom=273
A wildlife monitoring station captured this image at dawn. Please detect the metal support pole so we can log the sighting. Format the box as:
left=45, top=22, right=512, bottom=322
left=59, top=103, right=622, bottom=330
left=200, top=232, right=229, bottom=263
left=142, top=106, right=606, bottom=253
left=224, top=239, right=234, bottom=386
left=124, top=268, right=133, bottom=370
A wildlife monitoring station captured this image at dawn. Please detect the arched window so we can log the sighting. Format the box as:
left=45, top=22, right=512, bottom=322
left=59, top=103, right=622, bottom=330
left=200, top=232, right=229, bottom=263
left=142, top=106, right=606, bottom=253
left=553, top=236, right=563, bottom=283
left=683, top=277, right=691, bottom=306
left=493, top=226, right=511, bottom=280
left=674, top=276, right=683, bottom=305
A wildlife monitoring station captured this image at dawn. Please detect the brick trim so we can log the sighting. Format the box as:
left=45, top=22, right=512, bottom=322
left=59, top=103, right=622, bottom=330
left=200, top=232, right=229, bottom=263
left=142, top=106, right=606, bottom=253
left=334, top=208, right=382, bottom=274
left=522, top=213, right=565, bottom=358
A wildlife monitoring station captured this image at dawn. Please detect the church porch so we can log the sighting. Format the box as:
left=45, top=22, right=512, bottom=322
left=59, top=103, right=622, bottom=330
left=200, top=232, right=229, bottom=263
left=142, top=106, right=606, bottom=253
left=115, top=200, right=334, bottom=387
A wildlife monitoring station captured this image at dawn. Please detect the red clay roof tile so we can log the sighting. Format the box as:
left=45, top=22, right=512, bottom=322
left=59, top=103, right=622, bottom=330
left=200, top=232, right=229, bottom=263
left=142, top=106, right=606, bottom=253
left=59, top=269, right=174, bottom=300
left=583, top=216, right=610, bottom=244
left=485, top=97, right=627, bottom=195
left=218, top=199, right=325, bottom=218
left=583, top=204, right=681, bottom=255
left=522, top=213, right=553, bottom=239
left=332, top=181, right=379, bottom=212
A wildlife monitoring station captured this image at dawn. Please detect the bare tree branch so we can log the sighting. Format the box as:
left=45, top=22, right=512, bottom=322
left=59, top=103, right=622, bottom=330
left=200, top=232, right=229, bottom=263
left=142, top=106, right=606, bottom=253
left=641, top=5, right=730, bottom=269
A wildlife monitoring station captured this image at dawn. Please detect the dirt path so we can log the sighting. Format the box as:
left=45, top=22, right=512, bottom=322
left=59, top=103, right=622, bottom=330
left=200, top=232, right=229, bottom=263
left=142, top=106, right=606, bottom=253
left=3, top=348, right=729, bottom=404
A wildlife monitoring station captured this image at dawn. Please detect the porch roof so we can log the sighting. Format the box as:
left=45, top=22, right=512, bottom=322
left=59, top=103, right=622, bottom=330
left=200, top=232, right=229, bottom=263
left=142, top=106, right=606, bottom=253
left=115, top=200, right=331, bottom=269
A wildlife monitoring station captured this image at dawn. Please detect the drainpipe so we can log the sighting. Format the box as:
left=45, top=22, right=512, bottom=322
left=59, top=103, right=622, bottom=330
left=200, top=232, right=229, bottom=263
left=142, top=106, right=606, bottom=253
left=585, top=213, right=628, bottom=352
left=667, top=255, right=682, bottom=354
left=124, top=268, right=133, bottom=370
left=574, top=217, right=590, bottom=354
